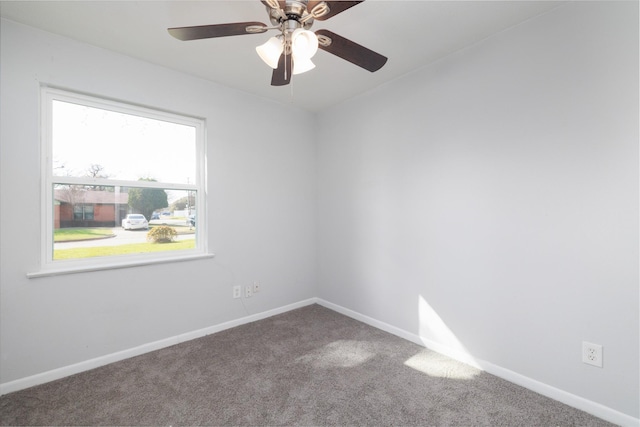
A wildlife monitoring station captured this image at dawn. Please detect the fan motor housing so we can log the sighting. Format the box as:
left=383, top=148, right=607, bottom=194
left=268, top=0, right=314, bottom=29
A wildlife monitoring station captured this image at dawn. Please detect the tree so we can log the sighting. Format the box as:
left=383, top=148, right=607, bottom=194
left=87, top=164, right=108, bottom=179
left=58, top=184, right=88, bottom=223
left=127, top=178, right=168, bottom=220
left=170, top=196, right=188, bottom=211
left=170, top=193, right=197, bottom=212
left=86, top=164, right=111, bottom=191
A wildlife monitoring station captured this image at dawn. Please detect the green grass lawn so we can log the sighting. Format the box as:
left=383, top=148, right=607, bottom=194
left=54, top=239, right=196, bottom=260
left=54, top=228, right=114, bottom=242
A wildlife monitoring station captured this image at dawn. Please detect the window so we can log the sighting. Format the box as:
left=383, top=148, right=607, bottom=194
left=73, top=205, right=94, bottom=221
left=35, top=87, right=208, bottom=276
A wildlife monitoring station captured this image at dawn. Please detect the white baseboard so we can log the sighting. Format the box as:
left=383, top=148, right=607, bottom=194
left=2, top=297, right=637, bottom=427
left=315, top=298, right=640, bottom=427
left=0, top=298, right=318, bottom=397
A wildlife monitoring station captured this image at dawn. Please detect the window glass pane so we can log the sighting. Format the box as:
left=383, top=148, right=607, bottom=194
left=73, top=204, right=83, bottom=220
left=52, top=100, right=196, bottom=184
left=42, top=88, right=205, bottom=271
left=53, top=184, right=197, bottom=260
left=84, top=205, right=94, bottom=220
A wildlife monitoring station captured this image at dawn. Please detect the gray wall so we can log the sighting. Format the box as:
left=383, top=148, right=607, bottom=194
left=316, top=1, right=638, bottom=418
left=0, top=19, right=317, bottom=383
left=1, top=0, right=638, bottom=421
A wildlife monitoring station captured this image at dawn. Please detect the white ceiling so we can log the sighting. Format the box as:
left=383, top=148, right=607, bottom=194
left=0, top=0, right=563, bottom=112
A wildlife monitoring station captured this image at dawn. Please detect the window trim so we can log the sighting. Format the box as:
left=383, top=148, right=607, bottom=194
left=32, top=86, right=209, bottom=277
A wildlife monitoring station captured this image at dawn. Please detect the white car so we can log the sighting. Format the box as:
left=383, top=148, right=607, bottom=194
left=121, top=214, right=148, bottom=230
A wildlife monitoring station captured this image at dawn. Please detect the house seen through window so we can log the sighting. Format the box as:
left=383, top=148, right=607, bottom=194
left=41, top=87, right=206, bottom=271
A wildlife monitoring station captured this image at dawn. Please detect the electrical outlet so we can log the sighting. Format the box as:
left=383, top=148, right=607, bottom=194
left=245, top=286, right=253, bottom=298
left=582, top=342, right=603, bottom=367
left=253, top=282, right=260, bottom=293
left=233, top=286, right=241, bottom=299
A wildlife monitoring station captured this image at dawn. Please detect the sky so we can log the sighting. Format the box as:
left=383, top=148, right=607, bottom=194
left=52, top=100, right=196, bottom=185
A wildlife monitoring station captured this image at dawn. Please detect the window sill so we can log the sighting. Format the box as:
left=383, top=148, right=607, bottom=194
left=27, top=252, right=215, bottom=279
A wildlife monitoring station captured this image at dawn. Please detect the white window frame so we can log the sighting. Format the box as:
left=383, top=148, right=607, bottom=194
left=30, top=86, right=210, bottom=278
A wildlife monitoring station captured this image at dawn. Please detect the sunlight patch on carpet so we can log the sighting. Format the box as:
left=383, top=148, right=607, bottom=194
left=404, top=350, right=480, bottom=379
left=296, top=340, right=375, bottom=368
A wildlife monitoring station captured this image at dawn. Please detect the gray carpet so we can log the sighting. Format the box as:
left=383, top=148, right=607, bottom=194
left=0, top=304, right=613, bottom=426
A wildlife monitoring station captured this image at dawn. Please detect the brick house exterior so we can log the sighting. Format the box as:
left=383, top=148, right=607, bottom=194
left=54, top=189, right=129, bottom=228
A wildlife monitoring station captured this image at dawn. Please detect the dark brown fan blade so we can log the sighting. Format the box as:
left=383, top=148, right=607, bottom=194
left=307, top=1, right=363, bottom=20
left=168, top=22, right=267, bottom=41
left=316, top=29, right=387, bottom=72
left=271, top=53, right=292, bottom=86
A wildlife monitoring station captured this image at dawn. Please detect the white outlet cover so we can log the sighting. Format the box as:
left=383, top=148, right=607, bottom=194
left=233, top=286, right=241, bottom=299
left=582, top=342, right=603, bottom=368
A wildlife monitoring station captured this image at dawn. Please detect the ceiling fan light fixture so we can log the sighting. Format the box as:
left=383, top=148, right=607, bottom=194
left=292, top=57, right=315, bottom=75
left=169, top=1, right=387, bottom=87
left=291, top=28, right=318, bottom=60
left=256, top=36, right=283, bottom=69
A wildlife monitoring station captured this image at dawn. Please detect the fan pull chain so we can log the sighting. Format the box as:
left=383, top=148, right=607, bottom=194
left=286, top=49, right=294, bottom=102
left=284, top=50, right=288, bottom=82
left=290, top=72, right=294, bottom=102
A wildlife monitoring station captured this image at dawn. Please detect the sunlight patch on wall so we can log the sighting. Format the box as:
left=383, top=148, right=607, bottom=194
left=296, top=340, right=374, bottom=368
left=417, top=295, right=481, bottom=369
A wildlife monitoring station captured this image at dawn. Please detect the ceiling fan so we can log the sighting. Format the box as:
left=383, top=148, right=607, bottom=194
left=168, top=0, right=388, bottom=86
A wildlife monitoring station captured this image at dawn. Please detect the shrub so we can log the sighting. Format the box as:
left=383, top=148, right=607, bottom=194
left=147, top=226, right=177, bottom=243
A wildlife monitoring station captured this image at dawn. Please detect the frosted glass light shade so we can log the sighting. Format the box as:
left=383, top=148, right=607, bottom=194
left=291, top=29, right=318, bottom=60
left=256, top=37, right=283, bottom=69
left=293, top=57, right=315, bottom=75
